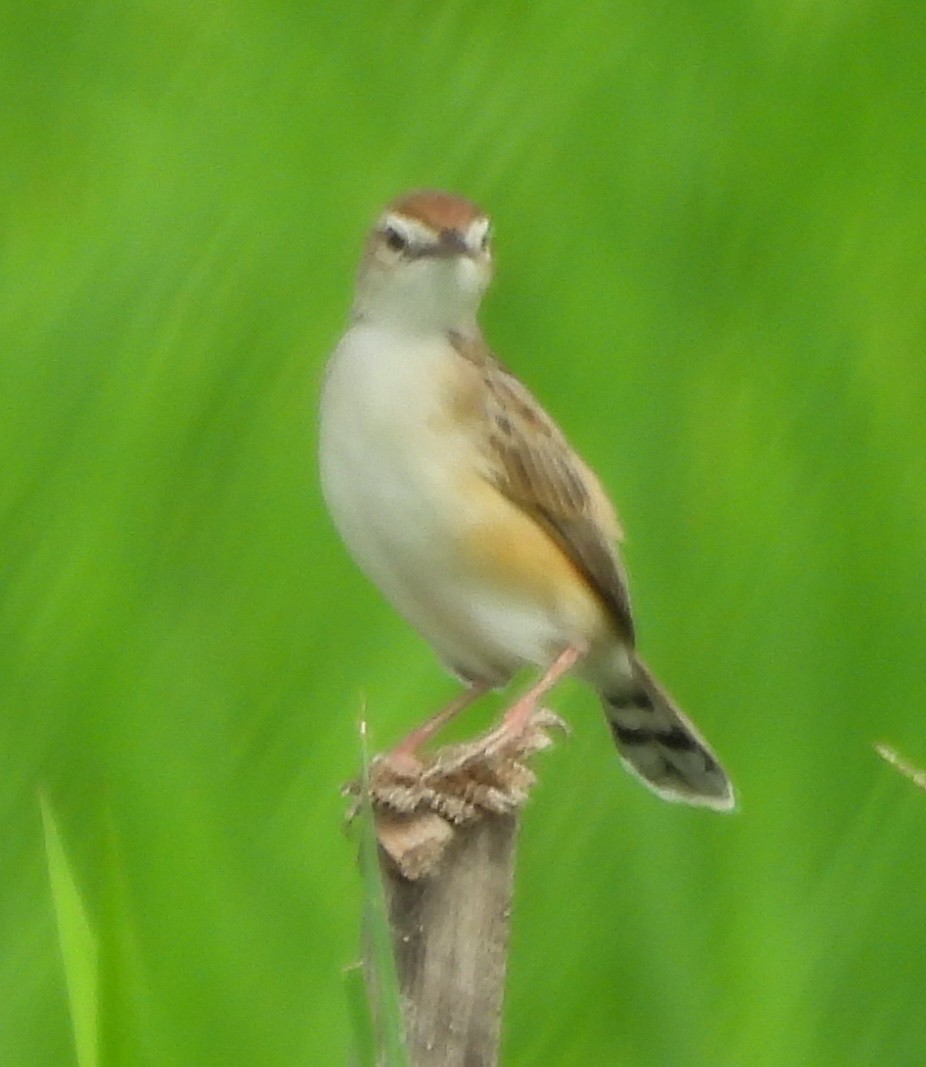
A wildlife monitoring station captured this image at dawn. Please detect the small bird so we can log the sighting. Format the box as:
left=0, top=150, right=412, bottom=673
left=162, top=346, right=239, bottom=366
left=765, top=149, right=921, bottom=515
left=319, top=190, right=734, bottom=811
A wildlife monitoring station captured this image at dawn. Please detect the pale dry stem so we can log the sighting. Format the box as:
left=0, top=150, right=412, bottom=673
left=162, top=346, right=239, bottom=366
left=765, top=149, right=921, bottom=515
left=875, top=742, right=926, bottom=793
left=345, top=708, right=568, bottom=879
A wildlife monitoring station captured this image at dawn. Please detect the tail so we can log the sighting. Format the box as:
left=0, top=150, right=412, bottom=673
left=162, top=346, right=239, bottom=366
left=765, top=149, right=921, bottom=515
left=602, top=655, right=735, bottom=811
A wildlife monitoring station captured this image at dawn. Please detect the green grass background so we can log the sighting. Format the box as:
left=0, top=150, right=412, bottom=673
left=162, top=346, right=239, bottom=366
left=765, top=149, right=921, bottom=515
left=3, top=2, right=926, bottom=1064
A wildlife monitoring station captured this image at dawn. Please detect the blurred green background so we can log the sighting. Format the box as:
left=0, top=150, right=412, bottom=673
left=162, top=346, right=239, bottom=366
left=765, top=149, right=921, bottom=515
left=3, top=1, right=926, bottom=1064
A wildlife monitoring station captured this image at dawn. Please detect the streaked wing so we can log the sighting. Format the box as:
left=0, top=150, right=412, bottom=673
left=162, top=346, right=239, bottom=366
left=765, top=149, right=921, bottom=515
left=452, top=333, right=636, bottom=643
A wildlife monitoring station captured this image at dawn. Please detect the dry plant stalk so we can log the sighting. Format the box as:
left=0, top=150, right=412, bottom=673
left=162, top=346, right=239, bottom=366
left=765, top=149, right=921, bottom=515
left=352, top=709, right=566, bottom=1067
left=875, top=742, right=926, bottom=793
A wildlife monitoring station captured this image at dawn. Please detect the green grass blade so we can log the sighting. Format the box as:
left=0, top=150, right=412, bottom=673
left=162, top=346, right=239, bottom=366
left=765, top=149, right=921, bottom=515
left=344, top=962, right=377, bottom=1067
left=39, top=792, right=99, bottom=1067
left=353, top=720, right=412, bottom=1067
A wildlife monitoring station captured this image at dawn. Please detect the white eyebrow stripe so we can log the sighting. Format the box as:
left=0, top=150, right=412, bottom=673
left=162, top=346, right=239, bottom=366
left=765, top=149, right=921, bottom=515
left=378, top=211, right=492, bottom=254
left=466, top=217, right=491, bottom=247
left=379, top=212, right=438, bottom=246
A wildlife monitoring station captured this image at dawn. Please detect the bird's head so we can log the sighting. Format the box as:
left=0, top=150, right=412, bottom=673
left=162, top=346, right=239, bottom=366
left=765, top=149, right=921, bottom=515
left=354, top=190, right=493, bottom=334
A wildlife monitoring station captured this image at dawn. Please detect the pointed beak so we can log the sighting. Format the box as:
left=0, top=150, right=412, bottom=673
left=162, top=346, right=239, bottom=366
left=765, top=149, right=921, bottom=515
left=412, top=228, right=470, bottom=259
left=438, top=228, right=470, bottom=255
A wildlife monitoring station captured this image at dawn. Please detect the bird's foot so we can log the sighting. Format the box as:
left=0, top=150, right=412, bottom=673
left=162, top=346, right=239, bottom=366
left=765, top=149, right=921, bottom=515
left=496, top=644, right=583, bottom=740
left=344, top=707, right=569, bottom=879
left=380, top=681, right=490, bottom=771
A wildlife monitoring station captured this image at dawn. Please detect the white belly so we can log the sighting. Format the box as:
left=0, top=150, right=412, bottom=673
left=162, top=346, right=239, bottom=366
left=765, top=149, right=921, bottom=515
left=318, top=324, right=607, bottom=685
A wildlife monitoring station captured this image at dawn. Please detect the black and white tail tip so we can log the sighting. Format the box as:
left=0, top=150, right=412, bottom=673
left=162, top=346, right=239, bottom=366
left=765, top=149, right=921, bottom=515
left=603, top=656, right=735, bottom=812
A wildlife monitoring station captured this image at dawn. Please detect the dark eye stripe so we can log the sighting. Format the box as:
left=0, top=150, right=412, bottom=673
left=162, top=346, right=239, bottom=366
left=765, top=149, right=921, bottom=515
left=384, top=227, right=408, bottom=252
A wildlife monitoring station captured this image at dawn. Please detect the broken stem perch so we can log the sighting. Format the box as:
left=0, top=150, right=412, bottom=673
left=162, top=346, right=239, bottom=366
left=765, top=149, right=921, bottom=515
left=380, top=814, right=518, bottom=1067
left=356, top=709, right=565, bottom=1067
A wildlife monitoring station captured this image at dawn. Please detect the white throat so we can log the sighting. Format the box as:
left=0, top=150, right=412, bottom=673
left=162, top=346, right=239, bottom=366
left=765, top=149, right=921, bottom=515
left=353, top=256, right=487, bottom=336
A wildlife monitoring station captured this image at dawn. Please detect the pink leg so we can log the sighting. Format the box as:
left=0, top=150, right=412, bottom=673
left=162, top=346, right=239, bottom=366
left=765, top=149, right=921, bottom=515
left=389, top=681, right=491, bottom=761
left=500, top=645, right=584, bottom=736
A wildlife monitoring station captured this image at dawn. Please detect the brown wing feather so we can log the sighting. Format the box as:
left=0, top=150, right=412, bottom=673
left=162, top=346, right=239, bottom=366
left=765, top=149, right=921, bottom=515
left=451, top=332, right=636, bottom=644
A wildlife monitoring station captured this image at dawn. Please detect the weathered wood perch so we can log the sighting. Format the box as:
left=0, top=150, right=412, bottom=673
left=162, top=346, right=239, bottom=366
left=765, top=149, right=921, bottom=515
left=353, top=708, right=566, bottom=1067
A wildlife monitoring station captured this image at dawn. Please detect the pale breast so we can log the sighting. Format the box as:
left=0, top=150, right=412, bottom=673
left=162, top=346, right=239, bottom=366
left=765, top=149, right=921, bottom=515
left=319, top=324, right=479, bottom=593
left=319, top=324, right=614, bottom=684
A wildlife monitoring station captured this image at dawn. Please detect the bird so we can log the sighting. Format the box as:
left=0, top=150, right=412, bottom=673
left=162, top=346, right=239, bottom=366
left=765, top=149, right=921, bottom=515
left=318, top=189, right=734, bottom=811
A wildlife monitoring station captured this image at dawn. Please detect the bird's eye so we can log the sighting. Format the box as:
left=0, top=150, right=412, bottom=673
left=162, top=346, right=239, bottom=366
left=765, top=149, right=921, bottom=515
left=384, top=227, right=408, bottom=253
